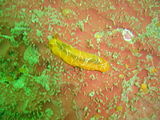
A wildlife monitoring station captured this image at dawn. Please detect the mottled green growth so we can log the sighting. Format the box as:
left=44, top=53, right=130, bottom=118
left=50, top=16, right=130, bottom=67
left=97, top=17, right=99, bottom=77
left=22, top=32, right=30, bottom=45
left=76, top=17, right=89, bottom=31
left=90, top=116, right=100, bottom=120
left=45, top=108, right=54, bottom=119
left=0, top=9, right=3, bottom=16
left=76, top=21, right=85, bottom=31
left=0, top=1, right=65, bottom=120
left=109, top=113, right=120, bottom=120
left=11, top=21, right=30, bottom=36
left=33, top=9, right=45, bottom=17
left=12, top=75, right=26, bottom=89
left=36, top=29, right=43, bottom=37
left=49, top=11, right=63, bottom=25
left=89, top=91, right=95, bottom=97
left=23, top=46, right=39, bottom=65
left=158, top=46, right=160, bottom=52
left=31, top=9, right=45, bottom=24
left=121, top=75, right=139, bottom=102
left=94, top=31, right=104, bottom=39
left=47, top=35, right=53, bottom=40
left=34, top=71, right=50, bottom=91
left=127, top=0, right=133, bottom=3
left=146, top=18, right=160, bottom=39
left=0, top=0, right=5, bottom=5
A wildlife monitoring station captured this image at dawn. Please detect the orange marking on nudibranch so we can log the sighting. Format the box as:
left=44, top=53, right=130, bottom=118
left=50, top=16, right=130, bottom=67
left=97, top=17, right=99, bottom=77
left=48, top=34, right=110, bottom=72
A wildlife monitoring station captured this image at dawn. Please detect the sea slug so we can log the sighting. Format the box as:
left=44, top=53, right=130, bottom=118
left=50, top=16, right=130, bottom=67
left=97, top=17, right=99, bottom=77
left=48, top=34, right=110, bottom=72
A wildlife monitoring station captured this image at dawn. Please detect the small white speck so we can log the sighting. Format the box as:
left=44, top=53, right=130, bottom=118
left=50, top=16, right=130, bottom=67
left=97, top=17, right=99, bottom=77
left=122, top=29, right=134, bottom=44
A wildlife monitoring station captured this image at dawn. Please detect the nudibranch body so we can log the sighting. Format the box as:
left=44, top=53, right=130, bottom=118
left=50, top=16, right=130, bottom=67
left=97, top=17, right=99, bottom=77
left=49, top=35, right=110, bottom=72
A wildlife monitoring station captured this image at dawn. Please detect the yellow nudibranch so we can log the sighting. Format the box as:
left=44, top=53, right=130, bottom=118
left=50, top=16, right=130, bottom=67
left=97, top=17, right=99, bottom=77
left=48, top=34, right=110, bottom=72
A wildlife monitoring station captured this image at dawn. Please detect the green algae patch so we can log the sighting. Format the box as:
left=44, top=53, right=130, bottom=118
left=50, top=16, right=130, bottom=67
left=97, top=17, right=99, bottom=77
left=23, top=46, right=40, bottom=65
left=34, top=71, right=51, bottom=91
left=146, top=17, right=160, bottom=39
left=89, top=91, right=95, bottom=97
left=36, top=29, right=43, bottom=37
left=0, top=1, right=66, bottom=120
left=12, top=75, right=26, bottom=89
left=121, top=75, right=139, bottom=103
left=0, top=40, right=10, bottom=57
left=11, top=21, right=30, bottom=36
left=45, top=108, right=54, bottom=117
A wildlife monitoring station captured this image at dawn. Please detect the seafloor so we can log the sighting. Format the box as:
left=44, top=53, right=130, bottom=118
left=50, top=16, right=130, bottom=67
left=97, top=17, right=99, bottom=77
left=0, top=0, right=160, bottom=120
